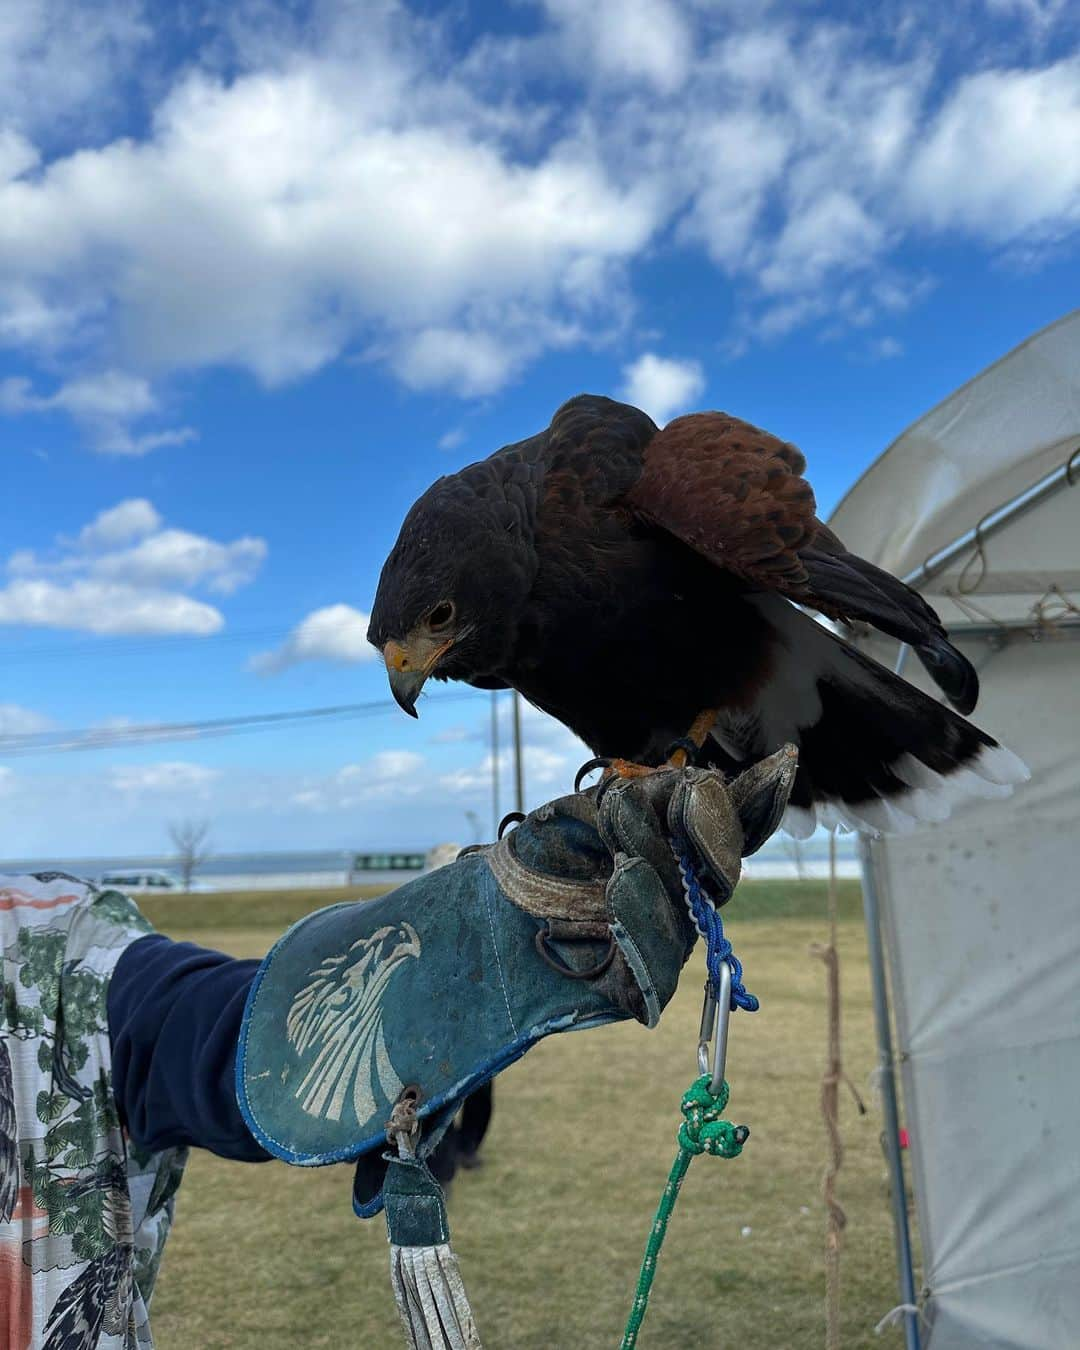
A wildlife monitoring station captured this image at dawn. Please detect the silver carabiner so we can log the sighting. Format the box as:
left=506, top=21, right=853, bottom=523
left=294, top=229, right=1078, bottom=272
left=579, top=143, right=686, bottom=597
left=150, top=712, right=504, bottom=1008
left=696, top=961, right=733, bottom=1096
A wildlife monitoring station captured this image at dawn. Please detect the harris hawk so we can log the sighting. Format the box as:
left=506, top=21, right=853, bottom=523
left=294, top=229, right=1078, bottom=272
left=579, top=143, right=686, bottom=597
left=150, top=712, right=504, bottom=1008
left=368, top=395, right=1026, bottom=835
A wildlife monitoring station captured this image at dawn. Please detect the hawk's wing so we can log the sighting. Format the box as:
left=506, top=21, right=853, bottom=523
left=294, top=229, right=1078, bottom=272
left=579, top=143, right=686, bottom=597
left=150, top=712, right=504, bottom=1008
left=622, top=409, right=977, bottom=711
left=624, top=411, right=823, bottom=592
left=530, top=396, right=974, bottom=712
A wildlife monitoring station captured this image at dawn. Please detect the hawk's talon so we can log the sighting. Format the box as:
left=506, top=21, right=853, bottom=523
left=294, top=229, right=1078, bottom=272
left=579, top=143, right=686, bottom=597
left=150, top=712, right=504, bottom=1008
left=574, top=757, right=613, bottom=792
left=609, top=758, right=658, bottom=779
left=573, top=709, right=717, bottom=794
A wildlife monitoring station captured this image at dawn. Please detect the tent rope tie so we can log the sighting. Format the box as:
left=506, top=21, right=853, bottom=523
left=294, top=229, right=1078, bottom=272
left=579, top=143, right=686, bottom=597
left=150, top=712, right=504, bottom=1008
left=874, top=1303, right=921, bottom=1336
left=619, top=857, right=755, bottom=1348
left=809, top=831, right=864, bottom=1350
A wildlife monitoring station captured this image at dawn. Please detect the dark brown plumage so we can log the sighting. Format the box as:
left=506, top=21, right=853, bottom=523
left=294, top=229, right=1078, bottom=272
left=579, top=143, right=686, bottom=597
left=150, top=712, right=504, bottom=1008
left=369, top=394, right=1026, bottom=835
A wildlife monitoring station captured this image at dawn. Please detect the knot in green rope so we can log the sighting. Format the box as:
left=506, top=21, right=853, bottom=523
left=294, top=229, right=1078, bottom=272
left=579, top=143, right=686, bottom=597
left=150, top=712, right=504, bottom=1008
left=620, top=1076, right=749, bottom=1348
left=677, top=1074, right=749, bottom=1159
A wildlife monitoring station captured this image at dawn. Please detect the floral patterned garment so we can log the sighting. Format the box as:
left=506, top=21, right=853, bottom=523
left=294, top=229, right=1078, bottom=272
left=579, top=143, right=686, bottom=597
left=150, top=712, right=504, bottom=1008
left=1, top=874, right=187, bottom=1350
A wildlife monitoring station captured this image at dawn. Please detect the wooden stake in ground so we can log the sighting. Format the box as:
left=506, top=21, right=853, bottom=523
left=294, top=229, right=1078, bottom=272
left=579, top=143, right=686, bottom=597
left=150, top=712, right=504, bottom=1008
left=811, top=832, right=865, bottom=1350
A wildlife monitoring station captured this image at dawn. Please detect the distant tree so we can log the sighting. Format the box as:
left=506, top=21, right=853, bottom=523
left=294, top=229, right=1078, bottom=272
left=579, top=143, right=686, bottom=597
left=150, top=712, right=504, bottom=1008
left=464, top=810, right=481, bottom=844
left=169, top=819, right=212, bottom=890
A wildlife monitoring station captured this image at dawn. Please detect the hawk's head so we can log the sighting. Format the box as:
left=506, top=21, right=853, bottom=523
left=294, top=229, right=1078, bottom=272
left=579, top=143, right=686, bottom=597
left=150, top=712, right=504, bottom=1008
left=367, top=459, right=539, bottom=715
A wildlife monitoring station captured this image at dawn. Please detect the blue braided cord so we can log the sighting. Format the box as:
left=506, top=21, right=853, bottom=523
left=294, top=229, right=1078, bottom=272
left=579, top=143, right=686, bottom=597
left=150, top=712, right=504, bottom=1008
left=678, top=852, right=759, bottom=1013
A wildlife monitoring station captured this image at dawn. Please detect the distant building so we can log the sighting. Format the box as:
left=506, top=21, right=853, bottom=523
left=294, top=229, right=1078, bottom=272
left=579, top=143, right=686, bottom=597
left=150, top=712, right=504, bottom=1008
left=344, top=846, right=461, bottom=885
left=423, top=843, right=462, bottom=872
left=346, top=851, right=426, bottom=884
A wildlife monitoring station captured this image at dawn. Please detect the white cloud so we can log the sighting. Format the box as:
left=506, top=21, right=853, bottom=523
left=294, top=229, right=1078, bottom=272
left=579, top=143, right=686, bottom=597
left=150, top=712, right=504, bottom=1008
left=108, top=761, right=220, bottom=795
left=437, top=428, right=466, bottom=452
left=36, top=370, right=153, bottom=419
left=429, top=725, right=477, bottom=744
left=95, top=425, right=199, bottom=457
left=0, top=578, right=223, bottom=636
left=78, top=499, right=162, bottom=549
left=868, top=336, right=904, bottom=360
left=905, top=57, right=1080, bottom=241
left=0, top=1, right=150, bottom=138
left=0, top=280, right=87, bottom=349
left=0, top=3, right=1077, bottom=421
left=347, top=750, right=424, bottom=783
left=1, top=501, right=265, bottom=636
left=620, top=353, right=705, bottom=424
left=0, top=130, right=38, bottom=183
left=92, top=529, right=267, bottom=595
left=392, top=328, right=522, bottom=398
left=439, top=744, right=572, bottom=796
left=0, top=52, right=653, bottom=406
left=0, top=704, right=55, bottom=737
left=981, top=0, right=1072, bottom=32
left=434, top=698, right=589, bottom=801
left=542, top=0, right=693, bottom=92
left=291, top=750, right=425, bottom=810
left=252, top=604, right=374, bottom=674
left=0, top=371, right=195, bottom=456
left=758, top=192, right=887, bottom=295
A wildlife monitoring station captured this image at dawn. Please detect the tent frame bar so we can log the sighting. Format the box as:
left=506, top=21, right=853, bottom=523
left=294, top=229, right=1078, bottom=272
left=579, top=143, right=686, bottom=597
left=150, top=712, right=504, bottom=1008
left=859, top=837, right=922, bottom=1350
left=950, top=616, right=1080, bottom=645
left=900, top=441, right=1079, bottom=592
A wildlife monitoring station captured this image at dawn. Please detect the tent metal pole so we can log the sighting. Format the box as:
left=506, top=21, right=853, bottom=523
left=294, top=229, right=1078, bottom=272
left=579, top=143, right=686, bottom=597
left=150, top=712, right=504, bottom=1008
left=942, top=617, right=1080, bottom=643
left=490, top=691, right=500, bottom=838
left=512, top=691, right=525, bottom=814
left=859, top=836, right=922, bottom=1350
left=900, top=441, right=1079, bottom=592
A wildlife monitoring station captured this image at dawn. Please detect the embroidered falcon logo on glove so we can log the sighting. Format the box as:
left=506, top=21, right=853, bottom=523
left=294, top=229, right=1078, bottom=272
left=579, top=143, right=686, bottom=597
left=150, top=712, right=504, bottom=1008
left=287, top=923, right=421, bottom=1125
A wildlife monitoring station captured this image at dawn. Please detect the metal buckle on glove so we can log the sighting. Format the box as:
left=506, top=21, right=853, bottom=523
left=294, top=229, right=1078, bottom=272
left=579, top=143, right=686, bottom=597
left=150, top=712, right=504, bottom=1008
left=533, top=920, right=618, bottom=980
left=697, top=961, right=732, bottom=1096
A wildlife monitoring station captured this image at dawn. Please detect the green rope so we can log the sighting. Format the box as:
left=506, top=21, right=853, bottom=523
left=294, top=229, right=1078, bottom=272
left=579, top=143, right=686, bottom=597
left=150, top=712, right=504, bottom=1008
left=620, top=1076, right=748, bottom=1349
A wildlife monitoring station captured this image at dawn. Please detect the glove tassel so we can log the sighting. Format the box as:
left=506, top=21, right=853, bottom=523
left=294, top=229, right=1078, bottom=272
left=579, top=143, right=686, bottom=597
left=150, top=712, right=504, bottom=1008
left=389, top=1239, right=481, bottom=1350
left=384, top=1094, right=481, bottom=1350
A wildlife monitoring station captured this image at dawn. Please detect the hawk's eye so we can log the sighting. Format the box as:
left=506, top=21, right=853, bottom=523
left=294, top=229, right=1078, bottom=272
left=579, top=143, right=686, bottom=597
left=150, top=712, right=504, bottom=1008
left=428, top=601, right=455, bottom=631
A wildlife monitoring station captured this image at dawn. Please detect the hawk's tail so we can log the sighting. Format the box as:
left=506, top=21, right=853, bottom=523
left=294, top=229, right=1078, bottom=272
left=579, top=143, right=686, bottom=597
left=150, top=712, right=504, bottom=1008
left=722, top=597, right=1028, bottom=837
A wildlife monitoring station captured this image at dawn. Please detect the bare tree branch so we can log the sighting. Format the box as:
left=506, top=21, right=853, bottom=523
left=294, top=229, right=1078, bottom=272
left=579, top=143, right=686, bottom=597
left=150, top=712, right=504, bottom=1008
left=169, top=819, right=212, bottom=890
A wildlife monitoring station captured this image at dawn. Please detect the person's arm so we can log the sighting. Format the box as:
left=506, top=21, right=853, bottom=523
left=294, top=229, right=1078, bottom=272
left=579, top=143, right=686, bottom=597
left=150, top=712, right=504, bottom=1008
left=107, top=933, right=271, bottom=1162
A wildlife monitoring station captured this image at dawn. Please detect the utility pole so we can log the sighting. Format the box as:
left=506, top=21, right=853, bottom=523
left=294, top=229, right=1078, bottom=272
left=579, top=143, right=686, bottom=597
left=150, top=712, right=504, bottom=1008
left=512, top=690, right=525, bottom=814
left=490, top=691, right=500, bottom=836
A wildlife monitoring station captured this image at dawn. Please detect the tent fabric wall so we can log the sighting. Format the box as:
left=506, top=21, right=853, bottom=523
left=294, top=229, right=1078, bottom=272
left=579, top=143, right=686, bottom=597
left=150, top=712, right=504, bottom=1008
left=860, top=633, right=1080, bottom=1349
left=829, top=308, right=1080, bottom=578
left=829, top=311, right=1080, bottom=1350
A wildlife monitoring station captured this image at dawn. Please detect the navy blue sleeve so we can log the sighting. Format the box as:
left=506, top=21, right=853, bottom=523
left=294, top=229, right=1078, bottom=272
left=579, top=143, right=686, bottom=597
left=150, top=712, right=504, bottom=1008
left=108, top=933, right=272, bottom=1162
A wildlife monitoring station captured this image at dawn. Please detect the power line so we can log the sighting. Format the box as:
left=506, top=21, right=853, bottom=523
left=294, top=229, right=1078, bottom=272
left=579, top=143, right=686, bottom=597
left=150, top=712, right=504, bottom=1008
left=0, top=690, right=483, bottom=758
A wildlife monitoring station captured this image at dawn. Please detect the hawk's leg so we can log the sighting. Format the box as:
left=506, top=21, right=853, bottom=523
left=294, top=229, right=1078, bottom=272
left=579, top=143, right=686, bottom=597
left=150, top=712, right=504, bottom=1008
left=609, top=707, right=719, bottom=778
left=667, top=707, right=719, bottom=768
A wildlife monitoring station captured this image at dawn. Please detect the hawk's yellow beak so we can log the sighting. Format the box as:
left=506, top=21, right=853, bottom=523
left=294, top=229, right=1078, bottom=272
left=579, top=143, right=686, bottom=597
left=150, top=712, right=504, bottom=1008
left=382, top=635, right=453, bottom=717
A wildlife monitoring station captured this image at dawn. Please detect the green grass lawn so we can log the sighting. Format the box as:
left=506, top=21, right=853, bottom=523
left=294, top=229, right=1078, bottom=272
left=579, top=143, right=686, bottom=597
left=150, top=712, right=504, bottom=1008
left=139, top=881, right=908, bottom=1349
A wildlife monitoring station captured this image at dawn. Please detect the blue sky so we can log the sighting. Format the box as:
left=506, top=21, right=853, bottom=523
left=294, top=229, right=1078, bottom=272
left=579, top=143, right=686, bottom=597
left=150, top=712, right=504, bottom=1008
left=1, top=0, right=1078, bottom=858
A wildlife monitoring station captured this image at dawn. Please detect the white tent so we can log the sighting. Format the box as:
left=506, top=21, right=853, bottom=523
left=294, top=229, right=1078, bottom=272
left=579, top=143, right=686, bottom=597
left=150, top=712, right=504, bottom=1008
left=829, top=310, right=1080, bottom=1350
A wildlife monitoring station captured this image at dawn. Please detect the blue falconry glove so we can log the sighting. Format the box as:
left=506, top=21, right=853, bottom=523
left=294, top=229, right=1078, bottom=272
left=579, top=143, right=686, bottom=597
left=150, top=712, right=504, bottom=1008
left=236, top=748, right=796, bottom=1216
